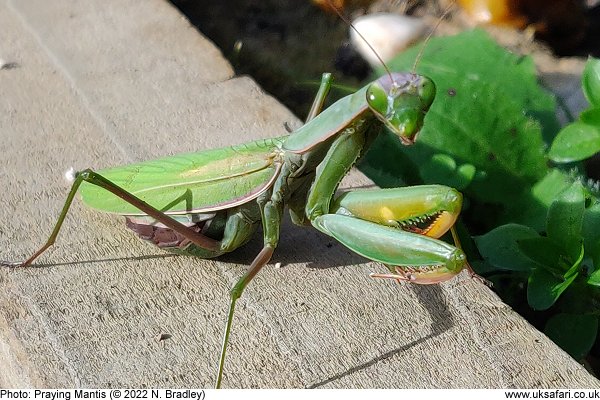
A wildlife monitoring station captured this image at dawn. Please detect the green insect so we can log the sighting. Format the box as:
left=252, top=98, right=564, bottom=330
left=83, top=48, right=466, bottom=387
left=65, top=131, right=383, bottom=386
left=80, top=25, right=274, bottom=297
left=2, top=69, right=473, bottom=387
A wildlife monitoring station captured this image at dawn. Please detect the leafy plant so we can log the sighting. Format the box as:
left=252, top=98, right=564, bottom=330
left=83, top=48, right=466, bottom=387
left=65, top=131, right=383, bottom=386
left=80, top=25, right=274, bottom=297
left=549, top=58, right=600, bottom=163
left=360, top=30, right=600, bottom=366
left=476, top=180, right=600, bottom=359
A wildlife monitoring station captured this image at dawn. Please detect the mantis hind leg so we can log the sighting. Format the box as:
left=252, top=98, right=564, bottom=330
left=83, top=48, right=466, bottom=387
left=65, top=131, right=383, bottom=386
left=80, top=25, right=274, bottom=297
left=126, top=207, right=261, bottom=259
left=1, top=167, right=279, bottom=387
left=1, top=169, right=225, bottom=267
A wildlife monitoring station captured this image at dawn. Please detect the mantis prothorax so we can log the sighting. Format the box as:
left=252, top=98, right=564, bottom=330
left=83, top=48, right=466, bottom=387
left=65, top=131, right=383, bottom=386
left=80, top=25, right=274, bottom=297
left=2, top=1, right=475, bottom=389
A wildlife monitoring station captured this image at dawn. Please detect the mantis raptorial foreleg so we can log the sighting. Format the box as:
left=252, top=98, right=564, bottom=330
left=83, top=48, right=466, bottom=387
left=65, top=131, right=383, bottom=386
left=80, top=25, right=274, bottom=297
left=331, top=185, right=463, bottom=239
left=317, top=185, right=468, bottom=283
left=314, top=214, right=466, bottom=283
left=328, top=186, right=477, bottom=283
left=302, top=113, right=468, bottom=284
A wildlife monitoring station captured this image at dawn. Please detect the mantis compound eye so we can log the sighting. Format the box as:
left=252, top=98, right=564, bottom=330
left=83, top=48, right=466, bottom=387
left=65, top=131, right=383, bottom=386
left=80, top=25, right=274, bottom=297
left=417, top=77, right=435, bottom=110
left=366, top=82, right=388, bottom=116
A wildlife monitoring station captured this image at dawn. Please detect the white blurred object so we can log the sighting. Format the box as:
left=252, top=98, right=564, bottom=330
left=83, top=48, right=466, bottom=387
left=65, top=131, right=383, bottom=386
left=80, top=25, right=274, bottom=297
left=350, top=13, right=426, bottom=67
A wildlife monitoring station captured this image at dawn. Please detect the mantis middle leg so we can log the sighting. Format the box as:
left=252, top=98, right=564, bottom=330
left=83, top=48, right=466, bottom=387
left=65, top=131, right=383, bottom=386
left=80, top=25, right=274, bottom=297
left=215, top=72, right=334, bottom=388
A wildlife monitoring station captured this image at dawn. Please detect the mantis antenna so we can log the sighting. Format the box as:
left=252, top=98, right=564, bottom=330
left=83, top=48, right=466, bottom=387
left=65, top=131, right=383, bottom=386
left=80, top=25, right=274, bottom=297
left=325, top=0, right=395, bottom=83
left=326, top=0, right=457, bottom=84
left=412, top=0, right=456, bottom=73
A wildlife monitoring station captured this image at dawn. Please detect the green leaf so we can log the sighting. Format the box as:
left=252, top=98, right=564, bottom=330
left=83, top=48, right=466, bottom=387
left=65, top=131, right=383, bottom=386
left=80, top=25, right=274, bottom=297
left=528, top=267, right=579, bottom=310
left=580, top=107, right=600, bottom=125
left=548, top=121, right=600, bottom=163
left=564, top=243, right=585, bottom=279
left=547, top=181, right=585, bottom=260
left=518, top=237, right=565, bottom=274
left=583, top=57, right=600, bottom=107
left=531, top=170, right=574, bottom=206
left=419, top=153, right=476, bottom=190
left=544, top=313, right=598, bottom=360
left=515, top=169, right=574, bottom=231
left=474, top=224, right=540, bottom=272
left=554, top=281, right=600, bottom=315
left=583, top=202, right=600, bottom=271
left=588, top=268, right=600, bottom=286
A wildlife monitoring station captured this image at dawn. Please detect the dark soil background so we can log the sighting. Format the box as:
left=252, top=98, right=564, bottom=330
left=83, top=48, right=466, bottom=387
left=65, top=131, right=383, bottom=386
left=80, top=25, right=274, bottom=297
left=172, top=0, right=353, bottom=118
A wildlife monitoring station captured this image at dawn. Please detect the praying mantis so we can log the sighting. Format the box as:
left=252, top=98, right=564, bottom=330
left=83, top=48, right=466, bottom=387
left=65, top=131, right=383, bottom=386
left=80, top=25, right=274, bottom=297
left=1, top=2, right=475, bottom=389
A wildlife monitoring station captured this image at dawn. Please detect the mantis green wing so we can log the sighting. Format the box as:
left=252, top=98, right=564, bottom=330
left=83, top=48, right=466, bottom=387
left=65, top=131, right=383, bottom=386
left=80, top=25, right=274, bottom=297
left=79, top=136, right=287, bottom=215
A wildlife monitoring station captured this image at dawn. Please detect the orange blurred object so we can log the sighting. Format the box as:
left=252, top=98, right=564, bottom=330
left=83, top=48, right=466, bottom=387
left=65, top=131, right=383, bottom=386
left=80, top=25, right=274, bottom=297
left=458, top=0, right=586, bottom=53
left=312, top=0, right=346, bottom=12
left=312, top=0, right=375, bottom=13
left=312, top=0, right=345, bottom=13
left=457, top=0, right=527, bottom=27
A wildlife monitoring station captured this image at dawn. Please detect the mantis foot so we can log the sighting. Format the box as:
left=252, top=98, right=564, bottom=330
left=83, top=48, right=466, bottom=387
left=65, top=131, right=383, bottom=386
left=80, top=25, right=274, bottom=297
left=0, top=260, right=26, bottom=268
left=468, top=271, right=493, bottom=287
left=466, top=263, right=493, bottom=287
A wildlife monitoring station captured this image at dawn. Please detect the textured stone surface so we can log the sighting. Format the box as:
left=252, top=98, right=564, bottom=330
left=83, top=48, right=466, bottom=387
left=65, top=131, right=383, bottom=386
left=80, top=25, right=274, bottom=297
left=0, top=0, right=598, bottom=389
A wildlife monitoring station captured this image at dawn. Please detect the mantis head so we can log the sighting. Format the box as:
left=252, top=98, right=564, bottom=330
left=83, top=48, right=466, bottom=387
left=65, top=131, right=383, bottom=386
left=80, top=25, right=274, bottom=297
left=366, top=73, right=435, bottom=145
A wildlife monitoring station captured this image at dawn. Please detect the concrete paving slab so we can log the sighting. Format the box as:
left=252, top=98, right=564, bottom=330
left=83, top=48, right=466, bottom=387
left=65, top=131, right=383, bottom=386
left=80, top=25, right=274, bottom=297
left=0, top=0, right=598, bottom=389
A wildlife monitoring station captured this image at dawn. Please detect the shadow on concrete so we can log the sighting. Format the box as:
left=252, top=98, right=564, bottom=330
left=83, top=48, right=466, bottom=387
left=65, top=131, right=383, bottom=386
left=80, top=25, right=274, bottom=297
left=308, top=284, right=454, bottom=388
left=1, top=253, right=179, bottom=269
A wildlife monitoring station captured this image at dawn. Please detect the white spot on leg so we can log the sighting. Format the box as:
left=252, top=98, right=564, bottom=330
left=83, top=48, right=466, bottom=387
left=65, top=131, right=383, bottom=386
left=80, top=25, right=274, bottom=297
left=64, top=167, right=76, bottom=183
